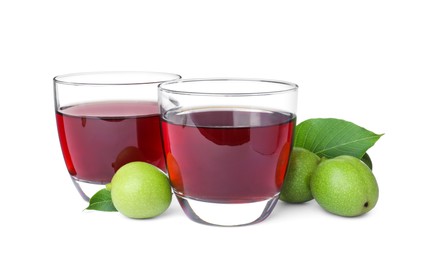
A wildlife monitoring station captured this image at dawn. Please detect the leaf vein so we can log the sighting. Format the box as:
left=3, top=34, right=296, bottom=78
left=315, top=135, right=380, bottom=154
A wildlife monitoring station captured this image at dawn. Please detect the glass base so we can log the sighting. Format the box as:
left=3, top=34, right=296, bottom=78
left=175, top=192, right=280, bottom=226
left=70, top=176, right=107, bottom=202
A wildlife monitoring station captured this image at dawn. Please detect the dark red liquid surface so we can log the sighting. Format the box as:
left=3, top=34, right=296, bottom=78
left=161, top=108, right=296, bottom=203
left=56, top=101, right=166, bottom=183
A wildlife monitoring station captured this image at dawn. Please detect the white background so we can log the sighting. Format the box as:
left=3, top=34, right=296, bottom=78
left=1, top=0, right=433, bottom=259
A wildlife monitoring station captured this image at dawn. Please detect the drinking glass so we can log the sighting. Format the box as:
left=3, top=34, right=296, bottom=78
left=159, top=78, right=298, bottom=226
left=54, top=71, right=181, bottom=201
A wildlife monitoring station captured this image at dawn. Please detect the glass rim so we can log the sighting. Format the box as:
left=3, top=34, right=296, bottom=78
left=53, top=71, right=181, bottom=86
left=158, top=78, right=298, bottom=96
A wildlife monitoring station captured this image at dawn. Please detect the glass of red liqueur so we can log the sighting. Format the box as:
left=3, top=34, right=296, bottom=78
left=54, top=72, right=181, bottom=201
left=159, top=78, right=298, bottom=226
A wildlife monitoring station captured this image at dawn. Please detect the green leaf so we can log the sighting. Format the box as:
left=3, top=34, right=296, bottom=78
left=361, top=153, right=373, bottom=170
left=294, top=118, right=383, bottom=159
left=85, top=188, right=117, bottom=212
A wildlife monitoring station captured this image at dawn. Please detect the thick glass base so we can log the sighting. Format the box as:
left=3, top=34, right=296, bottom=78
left=70, top=176, right=107, bottom=202
left=175, top=192, right=280, bottom=226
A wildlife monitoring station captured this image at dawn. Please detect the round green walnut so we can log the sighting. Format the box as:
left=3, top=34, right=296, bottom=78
left=280, top=147, right=321, bottom=203
left=111, top=162, right=172, bottom=219
left=310, top=155, right=379, bottom=217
